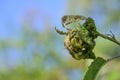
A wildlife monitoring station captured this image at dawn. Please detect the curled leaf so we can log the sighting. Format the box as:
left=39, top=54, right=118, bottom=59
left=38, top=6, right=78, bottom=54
left=55, top=15, right=98, bottom=60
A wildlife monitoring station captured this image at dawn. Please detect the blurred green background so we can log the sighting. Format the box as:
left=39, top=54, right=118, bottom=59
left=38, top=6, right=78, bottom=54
left=0, top=0, right=120, bottom=80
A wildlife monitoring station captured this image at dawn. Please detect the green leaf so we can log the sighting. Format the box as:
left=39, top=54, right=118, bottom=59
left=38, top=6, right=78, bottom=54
left=83, top=57, right=106, bottom=80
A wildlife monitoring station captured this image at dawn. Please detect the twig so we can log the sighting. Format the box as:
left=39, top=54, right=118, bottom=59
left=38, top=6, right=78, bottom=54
left=97, top=31, right=120, bottom=62
left=107, top=55, right=120, bottom=62
left=97, top=32, right=120, bottom=46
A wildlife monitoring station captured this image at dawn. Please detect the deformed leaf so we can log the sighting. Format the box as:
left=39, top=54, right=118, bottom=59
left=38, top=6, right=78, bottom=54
left=55, top=15, right=99, bottom=60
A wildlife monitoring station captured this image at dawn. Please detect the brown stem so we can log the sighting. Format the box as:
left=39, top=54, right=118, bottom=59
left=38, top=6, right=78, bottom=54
left=107, top=55, right=120, bottom=62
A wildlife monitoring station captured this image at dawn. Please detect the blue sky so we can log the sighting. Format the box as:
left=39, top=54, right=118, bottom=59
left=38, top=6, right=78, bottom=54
left=0, top=0, right=67, bottom=37
left=1, top=0, right=119, bottom=38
